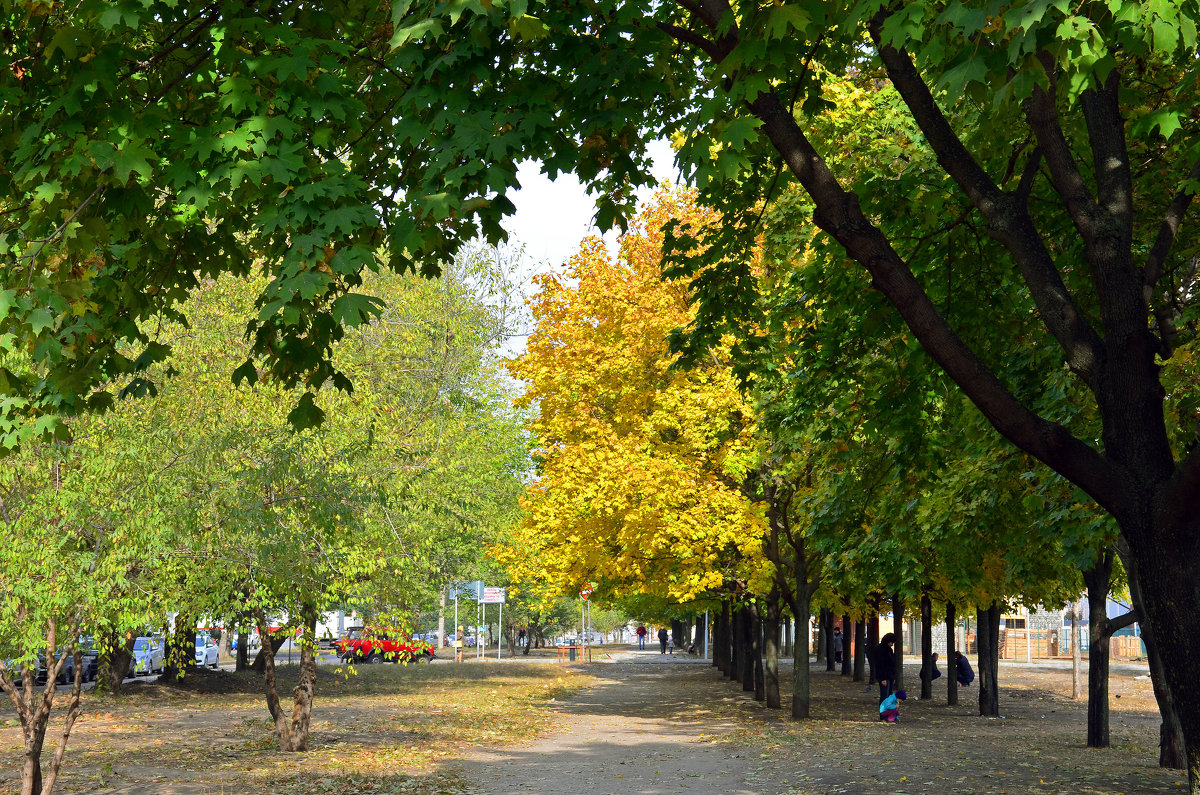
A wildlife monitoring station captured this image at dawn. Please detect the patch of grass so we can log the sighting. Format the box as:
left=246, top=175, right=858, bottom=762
left=0, top=663, right=593, bottom=793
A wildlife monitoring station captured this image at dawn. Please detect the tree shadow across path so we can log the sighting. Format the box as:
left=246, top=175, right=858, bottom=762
left=450, top=659, right=1186, bottom=794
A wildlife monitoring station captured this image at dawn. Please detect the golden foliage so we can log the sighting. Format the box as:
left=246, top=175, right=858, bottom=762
left=498, top=190, right=766, bottom=602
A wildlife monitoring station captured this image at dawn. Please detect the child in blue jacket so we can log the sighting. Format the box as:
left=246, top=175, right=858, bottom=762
left=879, top=689, right=908, bottom=723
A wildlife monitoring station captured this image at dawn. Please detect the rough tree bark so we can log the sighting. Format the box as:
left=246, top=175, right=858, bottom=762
left=920, top=593, right=933, bottom=700
left=96, top=631, right=135, bottom=695
left=946, top=602, right=958, bottom=707
left=0, top=618, right=85, bottom=795
left=977, top=603, right=1001, bottom=717
left=816, top=608, right=828, bottom=666
left=256, top=605, right=318, bottom=752
left=764, top=591, right=781, bottom=709
left=867, top=614, right=880, bottom=685
left=853, top=618, right=866, bottom=682
left=749, top=603, right=764, bottom=701
left=1121, top=544, right=1187, bottom=768
left=742, top=605, right=756, bottom=694
left=1084, top=549, right=1119, bottom=747
left=791, top=586, right=812, bottom=719
left=892, top=595, right=905, bottom=692
left=841, top=615, right=852, bottom=677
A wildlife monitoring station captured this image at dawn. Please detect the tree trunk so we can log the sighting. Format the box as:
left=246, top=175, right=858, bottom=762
left=251, top=632, right=289, bottom=673
left=742, top=606, right=755, bottom=693
left=750, top=602, right=764, bottom=702
left=764, top=592, right=781, bottom=709
left=711, top=610, right=722, bottom=669
left=97, top=631, right=135, bottom=695
left=946, top=602, right=958, bottom=707
left=719, top=601, right=732, bottom=675
left=977, top=603, right=1000, bottom=717
left=792, top=587, right=812, bottom=719
left=892, top=595, right=905, bottom=692
left=1072, top=597, right=1084, bottom=700
left=816, top=608, right=828, bottom=665
left=825, top=609, right=837, bottom=671
left=236, top=627, right=250, bottom=671
left=287, top=605, right=319, bottom=752
left=1084, top=550, right=1114, bottom=748
left=162, top=616, right=196, bottom=681
left=729, top=605, right=742, bottom=682
left=853, top=618, right=866, bottom=682
left=920, top=593, right=933, bottom=700
left=1119, top=544, right=1187, bottom=769
left=257, top=606, right=318, bottom=752
left=867, top=613, right=880, bottom=685
left=438, top=590, right=447, bottom=656
left=841, top=615, right=852, bottom=677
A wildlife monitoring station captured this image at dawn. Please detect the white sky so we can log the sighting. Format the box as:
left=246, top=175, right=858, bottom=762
left=498, top=139, right=679, bottom=356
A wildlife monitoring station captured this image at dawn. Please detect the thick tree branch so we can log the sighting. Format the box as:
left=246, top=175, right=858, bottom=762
left=655, top=22, right=724, bottom=61
left=1144, top=158, right=1200, bottom=292
left=1105, top=610, right=1139, bottom=638
left=1023, top=82, right=1105, bottom=245
left=1081, top=70, right=1134, bottom=247
left=869, top=18, right=1104, bottom=387
left=745, top=87, right=1129, bottom=518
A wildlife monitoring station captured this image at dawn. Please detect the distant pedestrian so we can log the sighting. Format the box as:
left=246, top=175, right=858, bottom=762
left=518, top=627, right=527, bottom=648
left=920, top=652, right=942, bottom=682
left=667, top=635, right=675, bottom=655
left=455, top=626, right=465, bottom=663
left=872, top=632, right=897, bottom=707
left=955, top=651, right=974, bottom=686
left=879, top=689, right=908, bottom=723
left=833, top=626, right=844, bottom=665
left=636, top=624, right=647, bottom=649
left=657, top=626, right=668, bottom=654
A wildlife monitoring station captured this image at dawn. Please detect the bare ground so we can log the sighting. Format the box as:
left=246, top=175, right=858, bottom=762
left=0, top=651, right=1185, bottom=794
left=453, top=649, right=1185, bottom=795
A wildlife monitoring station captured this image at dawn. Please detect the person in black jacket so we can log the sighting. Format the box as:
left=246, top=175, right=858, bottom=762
left=657, top=626, right=669, bottom=654
left=873, top=633, right=897, bottom=709
left=955, top=651, right=975, bottom=686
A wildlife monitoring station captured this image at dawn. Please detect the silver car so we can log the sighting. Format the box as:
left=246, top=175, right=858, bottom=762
left=195, top=636, right=219, bottom=668
left=129, top=637, right=163, bottom=676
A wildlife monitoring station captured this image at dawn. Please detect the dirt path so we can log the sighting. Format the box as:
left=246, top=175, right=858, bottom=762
left=451, top=650, right=1186, bottom=795
left=453, top=651, right=790, bottom=794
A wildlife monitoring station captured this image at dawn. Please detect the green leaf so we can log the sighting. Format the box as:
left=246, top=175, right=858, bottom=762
left=287, top=392, right=326, bottom=431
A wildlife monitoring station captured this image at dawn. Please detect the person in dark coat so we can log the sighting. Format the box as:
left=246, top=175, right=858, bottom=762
left=955, top=651, right=975, bottom=686
left=657, top=626, right=669, bottom=654
left=920, top=652, right=942, bottom=683
left=873, top=633, right=897, bottom=709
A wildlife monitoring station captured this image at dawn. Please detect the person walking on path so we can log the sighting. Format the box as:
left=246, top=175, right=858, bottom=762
left=667, top=635, right=675, bottom=655
left=833, top=626, right=843, bottom=665
left=657, top=626, right=668, bottom=654
left=872, top=632, right=897, bottom=709
left=636, top=624, right=647, bottom=649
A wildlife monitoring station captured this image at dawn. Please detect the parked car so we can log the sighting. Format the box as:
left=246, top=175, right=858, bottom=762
left=129, top=637, right=164, bottom=676
left=335, top=627, right=436, bottom=664
left=195, top=636, right=219, bottom=669
left=35, top=653, right=74, bottom=685
left=35, top=641, right=99, bottom=685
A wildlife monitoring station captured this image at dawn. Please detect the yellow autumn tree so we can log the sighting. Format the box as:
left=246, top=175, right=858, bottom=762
left=500, top=190, right=768, bottom=603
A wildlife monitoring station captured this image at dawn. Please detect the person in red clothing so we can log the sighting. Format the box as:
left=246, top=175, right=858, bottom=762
left=636, top=624, right=647, bottom=649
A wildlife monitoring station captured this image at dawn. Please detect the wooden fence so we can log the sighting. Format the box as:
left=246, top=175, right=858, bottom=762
left=961, top=629, right=1145, bottom=660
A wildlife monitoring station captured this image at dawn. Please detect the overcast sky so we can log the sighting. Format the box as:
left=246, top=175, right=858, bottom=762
left=498, top=139, right=679, bottom=355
